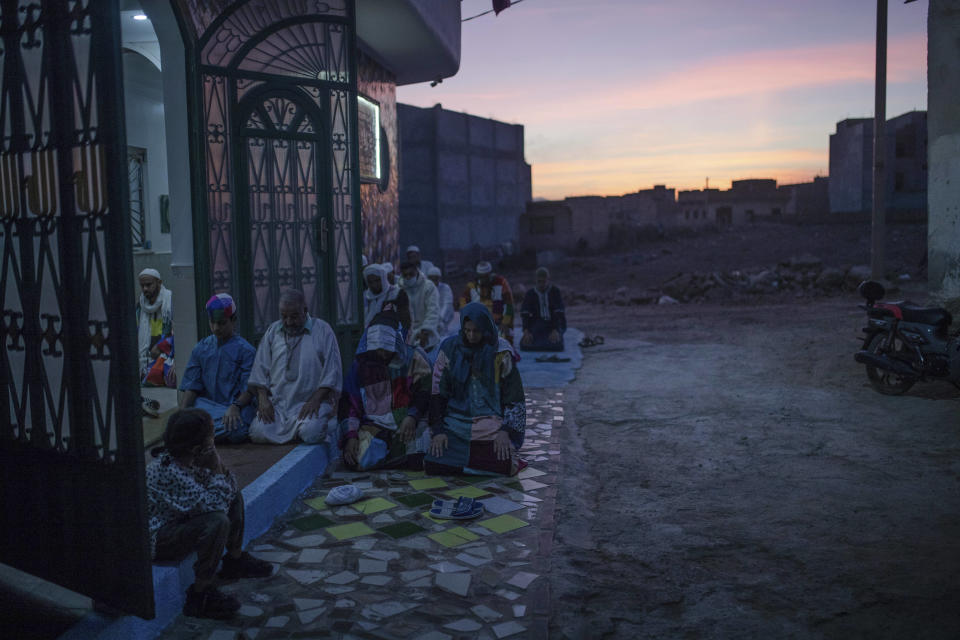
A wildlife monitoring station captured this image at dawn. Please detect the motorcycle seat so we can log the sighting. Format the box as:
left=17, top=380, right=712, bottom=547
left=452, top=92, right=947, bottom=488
left=897, top=302, right=952, bottom=326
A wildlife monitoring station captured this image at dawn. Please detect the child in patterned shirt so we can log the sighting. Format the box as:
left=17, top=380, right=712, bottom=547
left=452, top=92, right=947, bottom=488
left=147, top=408, right=272, bottom=619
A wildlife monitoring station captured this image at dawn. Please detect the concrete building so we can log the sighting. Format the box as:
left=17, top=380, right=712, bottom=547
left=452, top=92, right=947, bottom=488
left=678, top=179, right=789, bottom=227
left=828, top=118, right=874, bottom=215
left=927, top=0, right=960, bottom=297
left=617, top=185, right=678, bottom=227
left=828, top=111, right=928, bottom=218
left=779, top=176, right=830, bottom=219
left=397, top=103, right=532, bottom=267
left=517, top=196, right=613, bottom=253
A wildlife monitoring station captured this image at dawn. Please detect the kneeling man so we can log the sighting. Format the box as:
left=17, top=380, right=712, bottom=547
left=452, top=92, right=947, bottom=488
left=247, top=290, right=342, bottom=444
left=180, top=294, right=256, bottom=443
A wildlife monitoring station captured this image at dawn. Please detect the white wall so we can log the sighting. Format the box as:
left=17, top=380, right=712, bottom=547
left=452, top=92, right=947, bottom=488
left=123, top=51, right=170, bottom=254
left=927, top=0, right=960, bottom=297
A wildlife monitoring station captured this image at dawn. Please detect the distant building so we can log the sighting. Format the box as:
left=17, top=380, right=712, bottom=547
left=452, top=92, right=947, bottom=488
left=678, top=179, right=789, bottom=227
left=616, top=185, right=678, bottom=227
left=828, top=111, right=927, bottom=217
left=779, top=176, right=830, bottom=218
left=397, top=103, right=532, bottom=267
left=517, top=196, right=614, bottom=254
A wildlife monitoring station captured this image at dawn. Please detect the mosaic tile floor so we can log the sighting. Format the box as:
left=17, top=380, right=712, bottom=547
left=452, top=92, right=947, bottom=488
left=160, top=389, right=564, bottom=640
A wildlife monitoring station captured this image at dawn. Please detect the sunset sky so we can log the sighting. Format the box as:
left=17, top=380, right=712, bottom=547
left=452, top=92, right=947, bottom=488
left=396, top=0, right=928, bottom=201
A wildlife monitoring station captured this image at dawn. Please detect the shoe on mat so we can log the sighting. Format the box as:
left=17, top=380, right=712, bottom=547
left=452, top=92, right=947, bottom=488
left=430, top=497, right=484, bottom=520
left=218, top=551, right=273, bottom=580
left=182, top=584, right=240, bottom=620
left=326, top=484, right=363, bottom=506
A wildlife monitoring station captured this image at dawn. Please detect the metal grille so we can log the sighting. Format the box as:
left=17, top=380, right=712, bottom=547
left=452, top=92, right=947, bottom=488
left=195, top=0, right=360, bottom=339
left=128, top=147, right=146, bottom=248
left=240, top=91, right=324, bottom=335
left=0, top=0, right=153, bottom=617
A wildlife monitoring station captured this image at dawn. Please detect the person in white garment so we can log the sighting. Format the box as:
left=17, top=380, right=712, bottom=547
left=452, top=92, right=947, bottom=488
left=426, top=265, right=456, bottom=338
left=363, top=263, right=410, bottom=331
left=398, top=260, right=440, bottom=352
left=136, top=268, right=174, bottom=379
left=246, top=290, right=342, bottom=444
left=405, top=245, right=434, bottom=275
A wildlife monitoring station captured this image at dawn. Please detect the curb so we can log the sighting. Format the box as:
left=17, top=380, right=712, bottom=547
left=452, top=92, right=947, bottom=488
left=59, top=441, right=334, bottom=640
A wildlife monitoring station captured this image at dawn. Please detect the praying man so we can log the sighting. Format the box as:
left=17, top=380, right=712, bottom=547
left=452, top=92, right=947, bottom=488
left=179, top=294, right=257, bottom=443
left=246, top=290, right=342, bottom=444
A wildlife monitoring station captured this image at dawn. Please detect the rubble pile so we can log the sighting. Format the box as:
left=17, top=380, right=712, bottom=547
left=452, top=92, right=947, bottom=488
left=567, top=255, right=901, bottom=306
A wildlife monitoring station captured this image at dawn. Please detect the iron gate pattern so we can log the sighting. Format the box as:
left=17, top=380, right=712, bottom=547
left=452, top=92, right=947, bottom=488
left=0, top=0, right=153, bottom=617
left=178, top=0, right=361, bottom=338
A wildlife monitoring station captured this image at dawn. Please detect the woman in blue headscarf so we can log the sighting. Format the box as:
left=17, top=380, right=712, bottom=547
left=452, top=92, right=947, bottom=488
left=425, top=302, right=525, bottom=475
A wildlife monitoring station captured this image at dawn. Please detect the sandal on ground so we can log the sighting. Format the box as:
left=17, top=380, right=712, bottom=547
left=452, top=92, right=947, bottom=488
left=430, top=497, right=484, bottom=520
left=535, top=355, right=571, bottom=363
left=218, top=551, right=274, bottom=580
left=578, top=337, right=596, bottom=348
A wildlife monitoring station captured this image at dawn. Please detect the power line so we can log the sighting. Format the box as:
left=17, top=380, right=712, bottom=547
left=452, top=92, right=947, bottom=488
left=462, top=0, right=529, bottom=22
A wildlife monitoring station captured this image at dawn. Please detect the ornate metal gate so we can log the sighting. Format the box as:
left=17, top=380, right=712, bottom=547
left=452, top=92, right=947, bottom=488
left=236, top=87, right=329, bottom=336
left=0, top=0, right=153, bottom=618
left=180, top=0, right=362, bottom=343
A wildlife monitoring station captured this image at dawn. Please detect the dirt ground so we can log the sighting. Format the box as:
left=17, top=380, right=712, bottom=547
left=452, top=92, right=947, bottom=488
left=502, top=222, right=960, bottom=639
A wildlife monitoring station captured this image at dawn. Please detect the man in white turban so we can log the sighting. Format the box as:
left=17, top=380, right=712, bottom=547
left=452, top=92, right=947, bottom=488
left=136, top=268, right=175, bottom=385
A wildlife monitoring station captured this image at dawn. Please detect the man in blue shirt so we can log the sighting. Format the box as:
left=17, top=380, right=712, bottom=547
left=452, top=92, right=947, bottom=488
left=180, top=294, right=256, bottom=443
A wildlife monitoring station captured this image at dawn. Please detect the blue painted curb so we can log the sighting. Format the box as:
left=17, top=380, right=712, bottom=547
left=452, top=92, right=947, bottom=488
left=60, top=441, right=334, bottom=640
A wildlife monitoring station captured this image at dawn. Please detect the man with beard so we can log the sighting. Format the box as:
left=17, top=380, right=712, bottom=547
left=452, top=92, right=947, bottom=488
left=246, top=290, right=342, bottom=444
left=137, top=268, right=175, bottom=387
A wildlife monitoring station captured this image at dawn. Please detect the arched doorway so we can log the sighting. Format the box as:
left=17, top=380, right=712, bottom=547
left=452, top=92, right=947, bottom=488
left=235, top=87, right=331, bottom=338
left=181, top=1, right=363, bottom=348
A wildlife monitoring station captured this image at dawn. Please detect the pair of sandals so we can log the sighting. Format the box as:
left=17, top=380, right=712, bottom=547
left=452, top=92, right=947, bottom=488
left=430, top=496, right=484, bottom=520
left=578, top=335, right=605, bottom=348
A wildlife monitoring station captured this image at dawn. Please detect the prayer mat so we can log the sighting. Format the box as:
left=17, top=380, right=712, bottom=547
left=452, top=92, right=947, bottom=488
left=377, top=522, right=427, bottom=539
left=429, top=527, right=480, bottom=548
left=290, top=514, right=335, bottom=531
left=326, top=522, right=376, bottom=540
left=394, top=493, right=437, bottom=507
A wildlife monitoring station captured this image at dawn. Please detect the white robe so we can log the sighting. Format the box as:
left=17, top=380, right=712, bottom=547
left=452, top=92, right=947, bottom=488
left=247, top=315, right=342, bottom=444
left=436, top=281, right=456, bottom=337
left=136, top=286, right=173, bottom=371
left=400, top=272, right=440, bottom=350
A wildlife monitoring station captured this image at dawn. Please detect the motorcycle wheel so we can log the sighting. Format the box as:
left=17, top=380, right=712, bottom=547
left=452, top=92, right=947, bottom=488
left=863, top=332, right=917, bottom=395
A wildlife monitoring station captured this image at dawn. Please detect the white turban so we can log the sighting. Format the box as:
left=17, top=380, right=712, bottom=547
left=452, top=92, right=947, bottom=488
left=427, top=266, right=441, bottom=278
left=139, top=268, right=161, bottom=281
left=406, top=245, right=420, bottom=254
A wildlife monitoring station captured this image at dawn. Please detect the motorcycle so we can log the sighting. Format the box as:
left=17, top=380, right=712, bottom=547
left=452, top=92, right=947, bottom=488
left=854, top=280, right=960, bottom=395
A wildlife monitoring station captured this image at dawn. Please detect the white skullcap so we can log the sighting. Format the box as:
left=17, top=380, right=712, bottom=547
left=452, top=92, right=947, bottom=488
left=381, top=262, right=395, bottom=273
left=427, top=266, right=441, bottom=277
left=475, top=261, right=492, bottom=275
left=361, top=254, right=369, bottom=267
left=406, top=245, right=420, bottom=254
left=139, top=268, right=161, bottom=280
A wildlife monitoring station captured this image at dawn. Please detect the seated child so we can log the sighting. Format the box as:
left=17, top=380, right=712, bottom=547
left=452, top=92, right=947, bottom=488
left=147, top=409, right=272, bottom=620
